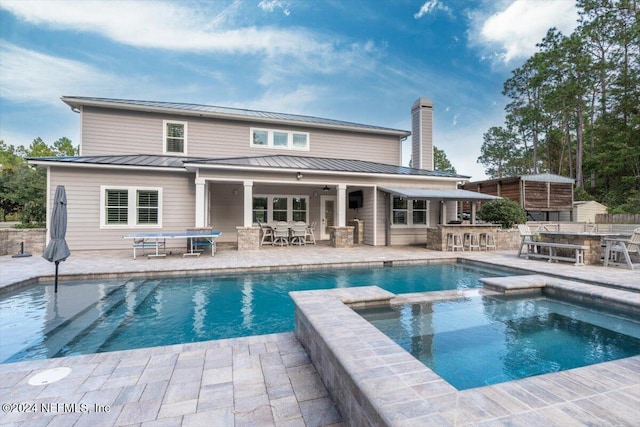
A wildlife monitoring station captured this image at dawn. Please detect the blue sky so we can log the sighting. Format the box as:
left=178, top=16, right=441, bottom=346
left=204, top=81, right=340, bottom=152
left=0, top=0, right=578, bottom=179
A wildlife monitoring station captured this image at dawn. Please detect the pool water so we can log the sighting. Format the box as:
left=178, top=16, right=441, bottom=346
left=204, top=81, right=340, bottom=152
left=356, top=294, right=640, bottom=390
left=0, top=263, right=514, bottom=363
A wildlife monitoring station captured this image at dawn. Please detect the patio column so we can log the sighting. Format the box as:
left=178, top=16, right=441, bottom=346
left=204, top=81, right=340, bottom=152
left=243, top=180, right=253, bottom=227
left=471, top=202, right=477, bottom=224
left=337, top=183, right=346, bottom=227
left=195, top=178, right=206, bottom=227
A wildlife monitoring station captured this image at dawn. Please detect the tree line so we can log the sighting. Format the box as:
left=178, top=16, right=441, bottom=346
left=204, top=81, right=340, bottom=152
left=0, top=137, right=77, bottom=224
left=478, top=0, right=639, bottom=213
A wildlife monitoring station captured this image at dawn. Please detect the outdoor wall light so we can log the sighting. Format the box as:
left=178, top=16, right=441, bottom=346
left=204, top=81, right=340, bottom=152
left=296, top=172, right=303, bottom=180
left=323, top=185, right=330, bottom=192
left=233, top=188, right=239, bottom=196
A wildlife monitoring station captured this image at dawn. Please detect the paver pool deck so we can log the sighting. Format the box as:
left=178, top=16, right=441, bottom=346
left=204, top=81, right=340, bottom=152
left=1, top=245, right=639, bottom=426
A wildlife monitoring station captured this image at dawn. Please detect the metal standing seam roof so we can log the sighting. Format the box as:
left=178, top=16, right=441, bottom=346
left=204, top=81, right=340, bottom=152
left=185, top=155, right=467, bottom=178
left=27, top=154, right=469, bottom=179
left=60, top=96, right=412, bottom=136
left=27, top=155, right=200, bottom=168
left=381, top=187, right=502, bottom=201
left=520, top=173, right=576, bottom=184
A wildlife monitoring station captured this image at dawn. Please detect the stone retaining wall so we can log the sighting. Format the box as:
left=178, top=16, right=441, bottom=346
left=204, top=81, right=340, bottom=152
left=0, top=228, right=46, bottom=256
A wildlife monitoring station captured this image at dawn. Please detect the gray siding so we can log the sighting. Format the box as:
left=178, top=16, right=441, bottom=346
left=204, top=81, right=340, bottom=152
left=208, top=183, right=320, bottom=243
left=81, top=107, right=402, bottom=165
left=49, top=166, right=194, bottom=251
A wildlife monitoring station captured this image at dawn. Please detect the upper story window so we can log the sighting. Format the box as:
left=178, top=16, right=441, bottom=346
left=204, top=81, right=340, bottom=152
left=163, top=121, right=187, bottom=154
left=250, top=128, right=309, bottom=151
left=101, top=186, right=162, bottom=228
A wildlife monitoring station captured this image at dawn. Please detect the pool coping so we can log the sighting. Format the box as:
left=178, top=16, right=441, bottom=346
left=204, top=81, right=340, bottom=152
left=291, top=285, right=640, bottom=426
left=2, top=248, right=639, bottom=425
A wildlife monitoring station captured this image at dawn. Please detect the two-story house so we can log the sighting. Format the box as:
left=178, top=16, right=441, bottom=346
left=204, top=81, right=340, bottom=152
left=30, top=96, right=496, bottom=252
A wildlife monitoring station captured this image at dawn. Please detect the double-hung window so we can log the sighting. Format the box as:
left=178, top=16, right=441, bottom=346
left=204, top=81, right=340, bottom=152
left=391, top=196, right=428, bottom=227
left=250, top=128, right=309, bottom=151
left=164, top=121, right=187, bottom=154
left=105, top=189, right=129, bottom=225
left=101, top=186, right=162, bottom=228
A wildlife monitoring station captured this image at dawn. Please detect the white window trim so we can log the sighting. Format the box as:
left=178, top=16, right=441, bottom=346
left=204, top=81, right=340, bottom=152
left=100, top=186, right=163, bottom=229
left=252, top=194, right=309, bottom=224
left=390, top=196, right=429, bottom=228
left=250, top=128, right=310, bottom=151
left=163, top=120, right=188, bottom=155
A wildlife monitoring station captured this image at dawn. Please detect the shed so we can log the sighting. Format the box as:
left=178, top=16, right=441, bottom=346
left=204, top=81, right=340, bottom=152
left=559, top=200, right=608, bottom=223
left=461, top=173, right=575, bottom=221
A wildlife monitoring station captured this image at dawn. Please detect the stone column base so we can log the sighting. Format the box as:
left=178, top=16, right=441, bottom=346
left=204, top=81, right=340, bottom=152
left=329, top=226, right=354, bottom=248
left=236, top=226, right=260, bottom=251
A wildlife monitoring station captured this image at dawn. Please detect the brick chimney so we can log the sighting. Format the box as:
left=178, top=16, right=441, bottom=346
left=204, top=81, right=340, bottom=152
left=411, top=97, right=433, bottom=170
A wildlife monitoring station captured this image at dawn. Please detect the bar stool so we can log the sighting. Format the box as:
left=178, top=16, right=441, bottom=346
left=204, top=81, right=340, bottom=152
left=464, top=232, right=481, bottom=251
left=479, top=232, right=496, bottom=250
left=447, top=233, right=464, bottom=251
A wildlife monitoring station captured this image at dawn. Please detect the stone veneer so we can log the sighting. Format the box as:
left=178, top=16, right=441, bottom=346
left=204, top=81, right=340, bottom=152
left=425, top=225, right=520, bottom=252
left=0, top=228, right=46, bottom=256
left=329, top=226, right=354, bottom=248
left=236, top=226, right=260, bottom=251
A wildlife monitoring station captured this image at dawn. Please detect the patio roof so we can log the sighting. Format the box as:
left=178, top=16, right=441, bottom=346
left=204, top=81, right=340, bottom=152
left=380, top=187, right=502, bottom=201
left=185, top=155, right=468, bottom=178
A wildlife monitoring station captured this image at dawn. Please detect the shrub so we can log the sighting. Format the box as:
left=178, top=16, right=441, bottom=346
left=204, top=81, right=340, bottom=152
left=477, top=198, right=527, bottom=229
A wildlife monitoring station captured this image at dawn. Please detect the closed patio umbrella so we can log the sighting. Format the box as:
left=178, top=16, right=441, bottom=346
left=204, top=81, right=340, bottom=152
left=42, top=185, right=71, bottom=293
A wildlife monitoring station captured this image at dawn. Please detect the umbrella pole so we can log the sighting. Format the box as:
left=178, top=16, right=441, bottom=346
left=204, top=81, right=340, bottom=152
left=54, top=261, right=59, bottom=293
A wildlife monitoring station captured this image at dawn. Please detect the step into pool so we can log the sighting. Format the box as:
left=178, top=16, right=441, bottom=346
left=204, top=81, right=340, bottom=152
left=0, top=262, right=522, bottom=363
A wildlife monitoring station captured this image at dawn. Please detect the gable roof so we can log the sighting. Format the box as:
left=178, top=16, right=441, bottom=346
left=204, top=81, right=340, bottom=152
left=28, top=154, right=468, bottom=179
left=60, top=96, right=411, bottom=137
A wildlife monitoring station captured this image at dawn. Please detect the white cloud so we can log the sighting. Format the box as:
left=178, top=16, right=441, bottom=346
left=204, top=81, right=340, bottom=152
left=0, top=41, right=118, bottom=105
left=0, top=1, right=317, bottom=55
left=258, top=0, right=291, bottom=16
left=471, top=0, right=578, bottom=64
left=414, top=0, right=450, bottom=19
left=228, top=85, right=325, bottom=116
left=0, top=0, right=373, bottom=91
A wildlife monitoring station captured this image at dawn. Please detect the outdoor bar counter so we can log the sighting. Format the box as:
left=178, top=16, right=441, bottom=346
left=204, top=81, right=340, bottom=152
left=427, top=224, right=500, bottom=251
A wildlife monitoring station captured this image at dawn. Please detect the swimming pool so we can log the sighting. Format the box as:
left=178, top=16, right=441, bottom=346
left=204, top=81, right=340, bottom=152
left=356, top=293, right=640, bottom=390
left=0, top=262, right=518, bottom=363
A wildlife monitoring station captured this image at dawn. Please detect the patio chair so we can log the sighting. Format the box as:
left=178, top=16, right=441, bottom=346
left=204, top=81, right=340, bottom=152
left=305, top=221, right=317, bottom=245
left=517, top=224, right=537, bottom=257
left=290, top=222, right=307, bottom=246
left=258, top=221, right=273, bottom=246
left=273, top=221, right=290, bottom=247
